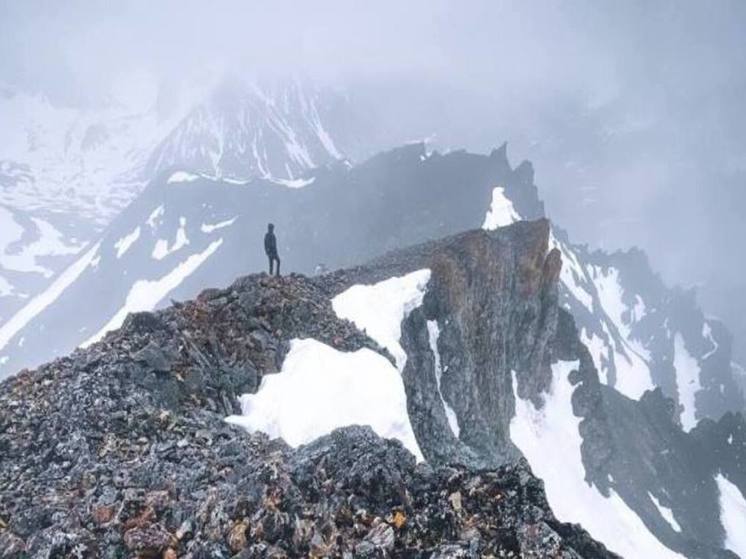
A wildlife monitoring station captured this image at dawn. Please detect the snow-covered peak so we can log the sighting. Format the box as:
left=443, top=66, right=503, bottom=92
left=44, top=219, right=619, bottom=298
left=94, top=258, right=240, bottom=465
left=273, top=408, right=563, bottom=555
left=146, top=77, right=345, bottom=182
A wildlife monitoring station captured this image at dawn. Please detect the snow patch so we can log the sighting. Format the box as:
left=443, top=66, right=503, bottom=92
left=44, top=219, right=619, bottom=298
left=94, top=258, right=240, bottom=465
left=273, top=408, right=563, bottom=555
left=167, top=171, right=200, bottom=184
left=0, top=208, right=83, bottom=278
left=592, top=265, right=654, bottom=399
left=113, top=226, right=141, bottom=258
left=226, top=338, right=422, bottom=461
left=579, top=328, right=610, bottom=384
left=702, top=322, right=719, bottom=360
left=482, top=186, right=520, bottom=230
left=146, top=205, right=164, bottom=229
left=649, top=492, right=681, bottom=532
left=270, top=176, right=316, bottom=188
left=427, top=320, right=460, bottom=437
left=82, top=239, right=222, bottom=347
left=716, top=473, right=746, bottom=558
left=673, top=333, right=702, bottom=431
left=332, top=269, right=431, bottom=370
left=200, top=217, right=237, bottom=233
left=510, top=361, right=684, bottom=559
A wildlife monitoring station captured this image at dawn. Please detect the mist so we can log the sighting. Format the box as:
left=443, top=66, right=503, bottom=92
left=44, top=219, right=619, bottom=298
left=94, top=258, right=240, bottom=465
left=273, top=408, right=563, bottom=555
left=2, top=0, right=746, bottom=358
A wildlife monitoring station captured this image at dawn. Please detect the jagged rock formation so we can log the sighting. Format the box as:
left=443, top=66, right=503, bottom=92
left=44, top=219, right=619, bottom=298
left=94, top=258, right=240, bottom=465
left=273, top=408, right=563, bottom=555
left=555, top=231, right=745, bottom=428
left=0, top=228, right=614, bottom=558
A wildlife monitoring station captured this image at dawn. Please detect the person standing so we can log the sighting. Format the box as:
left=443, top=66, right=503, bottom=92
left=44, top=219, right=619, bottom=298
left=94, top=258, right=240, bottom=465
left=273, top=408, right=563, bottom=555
left=264, top=223, right=281, bottom=276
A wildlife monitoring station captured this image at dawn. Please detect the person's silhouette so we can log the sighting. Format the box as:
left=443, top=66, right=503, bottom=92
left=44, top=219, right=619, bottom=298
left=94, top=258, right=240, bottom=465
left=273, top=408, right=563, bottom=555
left=264, top=223, right=280, bottom=276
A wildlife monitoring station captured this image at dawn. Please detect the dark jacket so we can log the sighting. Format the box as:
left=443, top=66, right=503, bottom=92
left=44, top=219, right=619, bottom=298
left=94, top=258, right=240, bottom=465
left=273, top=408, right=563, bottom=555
left=264, top=231, right=278, bottom=256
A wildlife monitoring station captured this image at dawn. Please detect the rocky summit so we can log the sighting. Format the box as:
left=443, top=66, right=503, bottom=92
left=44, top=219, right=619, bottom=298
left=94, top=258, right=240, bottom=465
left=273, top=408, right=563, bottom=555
left=0, top=223, right=615, bottom=558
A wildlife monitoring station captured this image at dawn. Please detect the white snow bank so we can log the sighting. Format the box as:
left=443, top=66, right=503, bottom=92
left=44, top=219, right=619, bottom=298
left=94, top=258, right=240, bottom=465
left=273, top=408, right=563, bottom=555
left=427, top=320, right=460, bottom=437
left=201, top=217, right=237, bottom=233
left=114, top=226, right=141, bottom=258
left=0, top=243, right=100, bottom=353
left=332, top=269, right=431, bottom=370
left=716, top=473, right=746, bottom=558
left=226, top=338, right=423, bottom=460
left=579, top=329, right=610, bottom=384
left=482, top=186, right=520, bottom=230
left=649, top=492, right=681, bottom=532
left=673, top=333, right=701, bottom=431
left=510, top=361, right=684, bottom=559
left=82, top=239, right=222, bottom=347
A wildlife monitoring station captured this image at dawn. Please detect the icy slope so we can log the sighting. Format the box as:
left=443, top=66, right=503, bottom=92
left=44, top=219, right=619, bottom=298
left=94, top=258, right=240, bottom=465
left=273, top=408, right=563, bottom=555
left=549, top=229, right=743, bottom=427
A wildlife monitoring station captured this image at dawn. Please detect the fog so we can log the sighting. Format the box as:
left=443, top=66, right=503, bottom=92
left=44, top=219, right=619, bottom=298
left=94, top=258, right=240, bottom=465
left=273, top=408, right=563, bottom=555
left=2, top=0, right=746, bottom=358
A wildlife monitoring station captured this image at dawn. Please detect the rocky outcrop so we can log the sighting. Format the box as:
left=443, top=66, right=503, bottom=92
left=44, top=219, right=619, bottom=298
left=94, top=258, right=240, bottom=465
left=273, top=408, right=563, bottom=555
left=317, top=220, right=561, bottom=468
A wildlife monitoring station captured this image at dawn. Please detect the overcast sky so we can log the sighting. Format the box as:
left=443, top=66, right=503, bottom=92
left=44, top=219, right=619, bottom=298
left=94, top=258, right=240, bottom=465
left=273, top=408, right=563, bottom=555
left=2, top=0, right=746, bottom=356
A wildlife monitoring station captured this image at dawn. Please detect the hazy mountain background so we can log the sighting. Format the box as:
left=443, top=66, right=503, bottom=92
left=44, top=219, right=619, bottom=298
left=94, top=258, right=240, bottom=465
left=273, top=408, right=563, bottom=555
left=2, top=0, right=746, bottom=361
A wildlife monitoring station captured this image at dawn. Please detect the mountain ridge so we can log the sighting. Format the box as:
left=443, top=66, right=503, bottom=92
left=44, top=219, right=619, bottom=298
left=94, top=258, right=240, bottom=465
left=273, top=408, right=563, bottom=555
left=0, top=223, right=620, bottom=558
